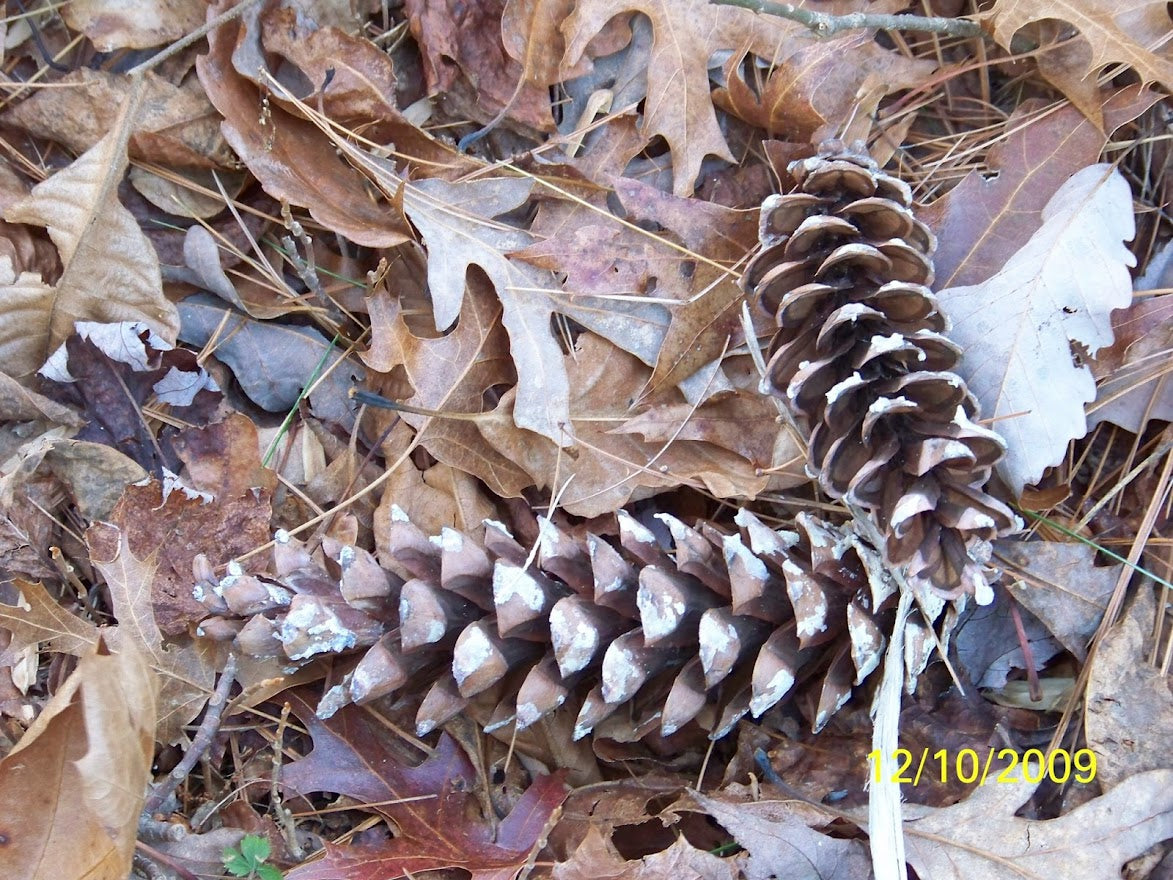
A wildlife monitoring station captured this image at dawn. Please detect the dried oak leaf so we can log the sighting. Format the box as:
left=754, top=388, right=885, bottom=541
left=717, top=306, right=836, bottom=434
left=560, top=0, right=818, bottom=195
left=479, top=333, right=771, bottom=516
left=0, top=634, right=155, bottom=880
left=995, top=540, right=1121, bottom=661
left=937, top=164, right=1135, bottom=495
left=405, top=0, right=555, bottom=133
left=922, top=86, right=1160, bottom=289
left=363, top=277, right=531, bottom=498
left=0, top=132, right=179, bottom=379
left=280, top=692, right=567, bottom=880
left=686, top=790, right=872, bottom=880
left=553, top=828, right=738, bottom=880
left=901, top=767, right=1173, bottom=880
left=1085, top=589, right=1173, bottom=789
left=713, top=32, right=935, bottom=142
left=983, top=0, right=1173, bottom=95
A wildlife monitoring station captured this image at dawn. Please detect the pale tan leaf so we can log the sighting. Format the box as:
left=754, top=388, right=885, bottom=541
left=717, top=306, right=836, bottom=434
left=0, top=635, right=156, bottom=880
left=903, top=768, right=1173, bottom=880
left=86, top=523, right=215, bottom=743
left=984, top=0, right=1173, bottom=93
left=0, top=579, right=99, bottom=663
left=937, top=164, right=1135, bottom=494
left=2, top=132, right=179, bottom=378
left=61, top=0, right=205, bottom=51
left=1085, top=589, right=1173, bottom=789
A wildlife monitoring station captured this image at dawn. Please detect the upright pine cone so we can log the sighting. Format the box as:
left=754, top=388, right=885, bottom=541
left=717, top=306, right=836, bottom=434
left=744, top=141, right=1020, bottom=601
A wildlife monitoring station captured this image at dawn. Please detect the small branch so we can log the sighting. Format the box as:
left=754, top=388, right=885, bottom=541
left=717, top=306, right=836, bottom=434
left=710, top=0, right=984, bottom=39
left=142, top=654, right=238, bottom=815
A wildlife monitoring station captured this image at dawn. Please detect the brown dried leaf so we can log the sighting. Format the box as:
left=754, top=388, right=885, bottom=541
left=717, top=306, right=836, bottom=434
left=688, top=790, right=872, bottom=880
left=364, top=279, right=530, bottom=497
left=984, top=0, right=1173, bottom=94
left=0, top=579, right=99, bottom=664
left=554, top=828, right=737, bottom=880
left=405, top=0, right=554, bottom=132
left=1, top=132, right=179, bottom=378
left=195, top=4, right=415, bottom=248
left=280, top=693, right=568, bottom=880
left=0, top=635, right=156, bottom=880
left=938, top=164, right=1135, bottom=495
left=1087, top=295, right=1173, bottom=431
left=713, top=34, right=935, bottom=142
left=561, top=0, right=814, bottom=195
left=2, top=70, right=232, bottom=167
left=479, top=333, right=771, bottom=516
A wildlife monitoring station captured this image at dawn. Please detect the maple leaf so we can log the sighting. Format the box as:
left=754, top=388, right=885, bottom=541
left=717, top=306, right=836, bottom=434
left=984, top=0, right=1173, bottom=97
left=938, top=164, right=1135, bottom=495
left=280, top=692, right=567, bottom=880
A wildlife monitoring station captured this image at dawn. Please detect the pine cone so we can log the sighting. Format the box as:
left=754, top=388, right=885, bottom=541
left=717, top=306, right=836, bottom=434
left=743, top=141, right=1020, bottom=601
left=195, top=508, right=955, bottom=736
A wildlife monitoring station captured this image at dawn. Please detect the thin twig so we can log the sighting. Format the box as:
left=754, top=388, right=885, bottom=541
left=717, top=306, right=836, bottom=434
left=710, top=0, right=984, bottom=39
left=143, top=654, right=238, bottom=815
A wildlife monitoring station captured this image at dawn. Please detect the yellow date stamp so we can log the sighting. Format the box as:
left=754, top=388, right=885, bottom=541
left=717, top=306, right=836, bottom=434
left=867, top=748, right=1097, bottom=787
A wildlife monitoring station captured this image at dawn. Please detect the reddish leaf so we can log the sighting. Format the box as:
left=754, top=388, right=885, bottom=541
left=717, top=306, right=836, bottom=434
left=281, top=692, right=567, bottom=880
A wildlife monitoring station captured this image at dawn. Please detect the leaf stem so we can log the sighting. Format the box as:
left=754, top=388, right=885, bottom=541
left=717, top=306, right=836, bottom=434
left=709, top=0, right=984, bottom=39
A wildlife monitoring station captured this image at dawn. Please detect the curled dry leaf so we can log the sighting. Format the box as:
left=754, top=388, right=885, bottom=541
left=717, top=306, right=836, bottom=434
left=0, top=635, right=156, bottom=880
left=61, top=0, right=205, bottom=51
left=2, top=70, right=233, bottom=168
left=1, top=133, right=179, bottom=379
left=938, top=164, right=1135, bottom=495
left=983, top=0, right=1173, bottom=94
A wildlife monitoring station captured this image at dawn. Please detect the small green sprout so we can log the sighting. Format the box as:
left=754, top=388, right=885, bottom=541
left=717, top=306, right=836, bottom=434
left=223, top=834, right=283, bottom=880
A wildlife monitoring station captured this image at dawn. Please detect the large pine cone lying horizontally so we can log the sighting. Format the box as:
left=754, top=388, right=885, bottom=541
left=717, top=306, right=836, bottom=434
left=743, top=141, right=1020, bottom=601
left=194, top=508, right=956, bottom=736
